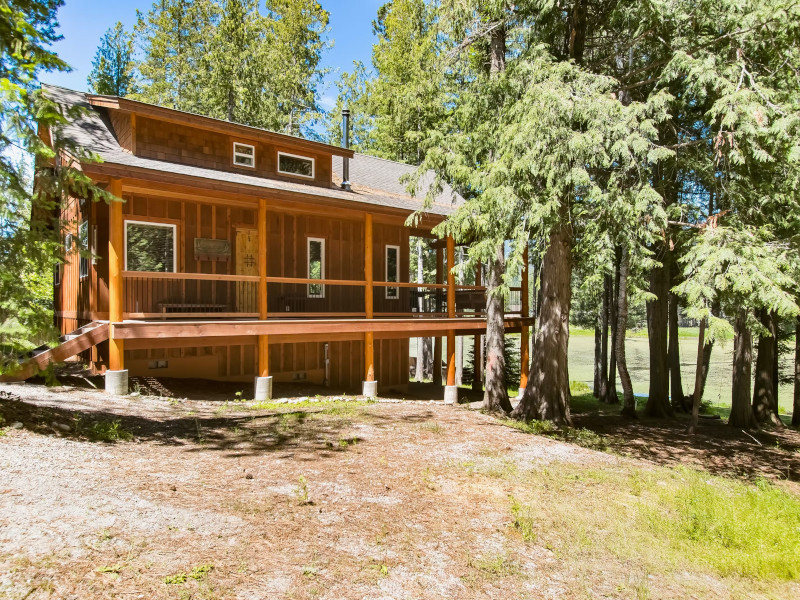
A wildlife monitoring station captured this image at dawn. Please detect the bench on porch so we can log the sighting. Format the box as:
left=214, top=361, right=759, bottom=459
left=158, top=302, right=230, bottom=319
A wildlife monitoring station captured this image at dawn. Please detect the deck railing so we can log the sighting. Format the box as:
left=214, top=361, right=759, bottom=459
left=122, top=272, right=523, bottom=319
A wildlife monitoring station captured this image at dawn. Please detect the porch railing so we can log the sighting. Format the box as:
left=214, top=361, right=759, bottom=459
left=121, top=272, right=524, bottom=319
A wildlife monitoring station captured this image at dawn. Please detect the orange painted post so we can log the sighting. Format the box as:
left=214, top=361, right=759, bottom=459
left=257, top=198, right=269, bottom=378
left=444, top=236, right=458, bottom=404
left=108, top=178, right=124, bottom=372
left=106, top=178, right=128, bottom=394
left=446, top=236, right=456, bottom=386
left=519, top=244, right=530, bottom=396
left=363, top=213, right=376, bottom=395
left=433, top=246, right=443, bottom=386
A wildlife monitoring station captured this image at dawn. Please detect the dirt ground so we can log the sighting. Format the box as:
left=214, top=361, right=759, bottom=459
left=1, top=376, right=799, bottom=600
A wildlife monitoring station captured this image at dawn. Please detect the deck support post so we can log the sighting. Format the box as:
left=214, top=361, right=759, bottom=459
left=255, top=198, right=272, bottom=400
left=472, top=262, right=483, bottom=391
left=363, top=212, right=377, bottom=397
left=106, top=177, right=127, bottom=394
left=445, top=236, right=458, bottom=404
left=433, top=246, right=443, bottom=386
left=519, top=244, right=530, bottom=397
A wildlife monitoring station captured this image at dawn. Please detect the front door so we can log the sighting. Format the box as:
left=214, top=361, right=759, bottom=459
left=235, top=229, right=258, bottom=313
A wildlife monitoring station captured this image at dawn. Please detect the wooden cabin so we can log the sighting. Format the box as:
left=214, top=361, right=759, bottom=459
left=33, top=84, right=533, bottom=400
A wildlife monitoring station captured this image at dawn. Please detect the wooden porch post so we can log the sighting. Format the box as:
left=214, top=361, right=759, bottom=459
left=363, top=212, right=376, bottom=396
left=108, top=178, right=124, bottom=371
left=446, top=235, right=456, bottom=386
left=433, top=246, right=443, bottom=386
left=258, top=198, right=268, bottom=377
left=519, top=244, right=530, bottom=396
left=472, top=261, right=483, bottom=391
left=106, top=178, right=127, bottom=394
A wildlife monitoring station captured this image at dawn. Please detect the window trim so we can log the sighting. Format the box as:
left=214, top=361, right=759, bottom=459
left=79, top=220, right=89, bottom=279
left=277, top=151, right=315, bottom=180
left=385, top=244, right=400, bottom=299
left=232, top=142, right=256, bottom=169
left=307, top=236, right=325, bottom=299
left=124, top=219, right=178, bottom=273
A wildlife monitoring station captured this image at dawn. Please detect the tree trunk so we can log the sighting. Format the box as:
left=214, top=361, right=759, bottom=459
left=617, top=246, right=636, bottom=418
left=690, top=300, right=719, bottom=402
left=513, top=220, right=572, bottom=425
left=688, top=317, right=706, bottom=434
left=753, top=310, right=783, bottom=426
left=607, top=253, right=621, bottom=404
left=729, top=309, right=754, bottom=429
left=593, top=311, right=602, bottom=397
left=481, top=244, right=511, bottom=413
left=423, top=337, right=432, bottom=379
left=645, top=246, right=672, bottom=417
left=793, top=316, right=800, bottom=427
left=668, top=288, right=687, bottom=411
left=597, top=274, right=610, bottom=402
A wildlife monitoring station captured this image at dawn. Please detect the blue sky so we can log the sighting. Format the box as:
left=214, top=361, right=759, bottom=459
left=42, top=0, right=383, bottom=111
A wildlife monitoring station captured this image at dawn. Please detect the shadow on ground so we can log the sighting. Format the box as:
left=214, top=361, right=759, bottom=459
left=569, top=393, right=800, bottom=484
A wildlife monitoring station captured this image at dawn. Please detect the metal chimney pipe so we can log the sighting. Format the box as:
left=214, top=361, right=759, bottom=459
left=341, top=108, right=351, bottom=191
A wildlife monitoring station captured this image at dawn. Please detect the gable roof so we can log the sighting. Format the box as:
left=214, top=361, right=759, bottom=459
left=42, top=84, right=463, bottom=217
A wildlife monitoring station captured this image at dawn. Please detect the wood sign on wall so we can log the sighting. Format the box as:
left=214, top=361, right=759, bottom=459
left=194, top=238, right=231, bottom=262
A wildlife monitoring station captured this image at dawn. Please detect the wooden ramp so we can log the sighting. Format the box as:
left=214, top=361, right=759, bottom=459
left=0, top=322, right=109, bottom=382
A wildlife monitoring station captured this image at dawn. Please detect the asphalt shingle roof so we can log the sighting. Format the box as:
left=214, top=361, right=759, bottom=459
left=43, top=84, right=463, bottom=216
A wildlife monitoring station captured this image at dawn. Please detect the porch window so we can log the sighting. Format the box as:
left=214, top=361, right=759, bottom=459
left=79, top=220, right=89, bottom=279
left=307, top=237, right=325, bottom=298
left=233, top=142, right=255, bottom=168
left=125, top=221, right=176, bottom=273
left=385, top=245, right=399, bottom=299
left=278, top=152, right=314, bottom=179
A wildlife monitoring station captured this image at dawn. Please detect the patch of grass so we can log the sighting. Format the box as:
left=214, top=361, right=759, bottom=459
left=509, top=462, right=800, bottom=582
left=337, top=436, right=358, bottom=448
left=500, top=416, right=609, bottom=451
left=87, top=419, right=133, bottom=442
left=164, top=564, right=213, bottom=585
left=569, top=380, right=591, bottom=395
left=420, top=420, right=444, bottom=434
left=295, top=475, right=311, bottom=505
left=96, top=564, right=122, bottom=575
left=467, top=552, right=520, bottom=578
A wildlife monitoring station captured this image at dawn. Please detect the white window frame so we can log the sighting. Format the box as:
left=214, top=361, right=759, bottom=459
left=385, top=245, right=400, bottom=299
left=307, top=237, right=325, bottom=298
left=278, top=151, right=315, bottom=180
left=124, top=220, right=178, bottom=273
left=233, top=142, right=256, bottom=168
left=79, top=220, right=89, bottom=279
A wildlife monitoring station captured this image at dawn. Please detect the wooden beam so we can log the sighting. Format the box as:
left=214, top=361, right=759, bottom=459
left=111, top=317, right=536, bottom=340
left=108, top=178, right=124, bottom=371
left=446, top=236, right=456, bottom=387
left=258, top=198, right=268, bottom=377
left=364, top=212, right=374, bottom=381
left=520, top=244, right=530, bottom=391
left=433, top=246, right=443, bottom=386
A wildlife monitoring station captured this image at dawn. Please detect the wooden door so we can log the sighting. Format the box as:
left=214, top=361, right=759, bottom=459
left=235, top=229, right=258, bottom=312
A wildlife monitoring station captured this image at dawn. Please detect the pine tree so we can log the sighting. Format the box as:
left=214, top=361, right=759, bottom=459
left=132, top=0, right=217, bottom=113
left=87, top=22, right=136, bottom=96
left=263, top=0, right=330, bottom=138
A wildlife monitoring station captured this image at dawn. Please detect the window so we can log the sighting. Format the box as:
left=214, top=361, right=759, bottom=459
left=307, top=237, right=325, bottom=298
left=54, top=262, right=61, bottom=286
left=79, top=221, right=89, bottom=279
left=233, top=142, right=255, bottom=168
left=278, top=152, right=315, bottom=179
left=125, top=221, right=177, bottom=272
left=385, top=245, right=399, bottom=299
